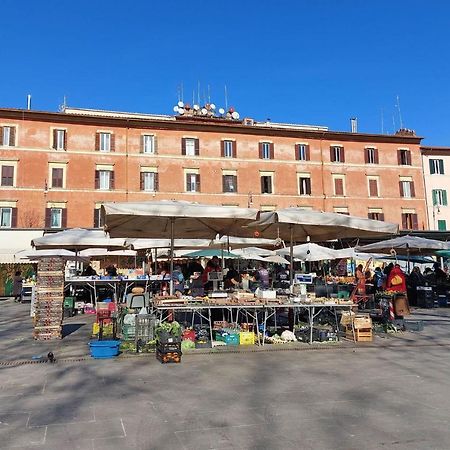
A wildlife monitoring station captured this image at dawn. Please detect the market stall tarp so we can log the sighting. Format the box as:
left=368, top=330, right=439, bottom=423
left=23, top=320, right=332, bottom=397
left=356, top=235, right=450, bottom=256
left=263, top=255, right=290, bottom=265
left=248, top=208, right=399, bottom=242
left=125, top=238, right=212, bottom=250
left=0, top=230, right=45, bottom=263
left=182, top=249, right=240, bottom=258
left=102, top=201, right=259, bottom=239
left=32, top=228, right=126, bottom=251
left=16, top=248, right=90, bottom=262
left=277, top=243, right=339, bottom=261
left=79, top=248, right=137, bottom=257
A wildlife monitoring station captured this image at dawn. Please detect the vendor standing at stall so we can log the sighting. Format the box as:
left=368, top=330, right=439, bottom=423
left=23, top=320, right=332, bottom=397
left=386, top=264, right=407, bottom=292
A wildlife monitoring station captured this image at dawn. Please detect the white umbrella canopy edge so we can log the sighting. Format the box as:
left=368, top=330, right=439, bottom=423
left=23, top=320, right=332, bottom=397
left=102, top=201, right=259, bottom=294
left=102, top=201, right=259, bottom=239
left=31, top=228, right=126, bottom=251
left=276, top=243, right=339, bottom=261
left=356, top=235, right=450, bottom=255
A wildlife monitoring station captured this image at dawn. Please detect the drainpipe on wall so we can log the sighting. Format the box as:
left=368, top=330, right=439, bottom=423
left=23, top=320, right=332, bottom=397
left=421, top=152, right=432, bottom=230
left=125, top=120, right=129, bottom=202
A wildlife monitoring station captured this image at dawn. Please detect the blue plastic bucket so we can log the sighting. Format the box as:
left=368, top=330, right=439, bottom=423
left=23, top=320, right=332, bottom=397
left=89, top=340, right=120, bottom=359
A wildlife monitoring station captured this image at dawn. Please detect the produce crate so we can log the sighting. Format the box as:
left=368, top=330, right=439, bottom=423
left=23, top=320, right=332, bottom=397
left=135, top=315, right=156, bottom=341
left=353, top=314, right=372, bottom=330
left=213, top=321, right=229, bottom=330
left=404, top=320, right=424, bottom=332
left=156, top=331, right=181, bottom=344
left=224, top=333, right=239, bottom=346
left=239, top=331, right=255, bottom=345
left=157, top=342, right=182, bottom=353
left=121, top=324, right=136, bottom=340
left=156, top=349, right=182, bottom=363
left=345, top=326, right=372, bottom=342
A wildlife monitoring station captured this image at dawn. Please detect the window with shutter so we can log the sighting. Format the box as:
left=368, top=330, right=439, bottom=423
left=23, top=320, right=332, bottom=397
left=330, top=146, right=344, bottom=162
left=299, top=177, right=311, bottom=195
left=430, top=159, right=444, bottom=175
left=438, top=220, right=447, bottom=231
left=433, top=189, right=447, bottom=206
left=186, top=173, right=198, bottom=192
left=98, top=171, right=111, bottom=190
left=366, top=148, right=377, bottom=164
left=223, top=175, right=237, bottom=193
left=260, top=142, right=271, bottom=159
left=184, top=139, right=196, bottom=156
left=54, top=130, right=66, bottom=150
left=222, top=140, right=234, bottom=158
left=368, top=212, right=384, bottom=221
left=398, top=149, right=411, bottom=165
left=401, top=213, right=418, bottom=230
left=142, top=135, right=155, bottom=154
left=1, top=165, right=14, bottom=186
left=261, top=176, right=272, bottom=194
left=334, top=178, right=344, bottom=196
left=1, top=127, right=14, bottom=147
left=142, top=172, right=156, bottom=191
left=368, top=179, right=378, bottom=197
left=94, top=209, right=100, bottom=228
left=0, top=208, right=12, bottom=228
left=61, top=209, right=67, bottom=228
left=99, top=133, right=111, bottom=152
left=50, top=208, right=62, bottom=228
left=296, top=144, right=309, bottom=161
left=51, top=168, right=64, bottom=188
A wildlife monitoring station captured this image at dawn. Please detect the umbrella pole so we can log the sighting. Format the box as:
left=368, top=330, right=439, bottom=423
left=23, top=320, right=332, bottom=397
left=289, top=225, right=294, bottom=290
left=154, top=248, right=157, bottom=274
left=170, top=218, right=175, bottom=295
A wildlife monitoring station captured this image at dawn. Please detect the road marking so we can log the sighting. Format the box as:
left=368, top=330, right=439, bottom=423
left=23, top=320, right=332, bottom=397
left=120, top=418, right=127, bottom=437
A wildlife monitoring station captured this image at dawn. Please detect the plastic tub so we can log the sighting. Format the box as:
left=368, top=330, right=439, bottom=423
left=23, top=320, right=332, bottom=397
left=89, top=340, right=120, bottom=359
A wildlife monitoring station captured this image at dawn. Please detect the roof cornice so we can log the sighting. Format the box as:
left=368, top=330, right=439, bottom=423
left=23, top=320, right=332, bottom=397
left=0, top=107, right=423, bottom=144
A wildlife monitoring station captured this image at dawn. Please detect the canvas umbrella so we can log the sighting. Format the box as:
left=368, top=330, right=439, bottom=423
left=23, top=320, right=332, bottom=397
left=357, top=235, right=450, bottom=272
left=263, top=255, right=290, bottom=265
left=182, top=249, right=240, bottom=258
left=31, top=228, right=126, bottom=251
left=356, top=235, right=450, bottom=255
left=276, top=243, right=338, bottom=262
left=102, top=200, right=259, bottom=293
left=15, top=248, right=90, bottom=262
left=249, top=208, right=398, bottom=286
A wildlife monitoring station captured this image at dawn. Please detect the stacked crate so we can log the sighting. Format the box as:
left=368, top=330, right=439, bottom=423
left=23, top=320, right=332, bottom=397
left=33, top=258, right=65, bottom=340
left=345, top=314, right=373, bottom=342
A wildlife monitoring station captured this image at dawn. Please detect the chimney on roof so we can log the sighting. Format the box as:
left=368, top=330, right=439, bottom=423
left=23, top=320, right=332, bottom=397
left=350, top=117, right=358, bottom=133
left=26, top=94, right=32, bottom=110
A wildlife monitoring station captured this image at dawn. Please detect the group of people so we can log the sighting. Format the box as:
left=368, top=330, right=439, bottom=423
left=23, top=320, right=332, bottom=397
left=356, top=261, right=449, bottom=295
left=160, top=257, right=289, bottom=297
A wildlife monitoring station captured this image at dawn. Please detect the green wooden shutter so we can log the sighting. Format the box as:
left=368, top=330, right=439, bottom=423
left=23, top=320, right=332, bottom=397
left=443, top=190, right=448, bottom=206
left=440, top=159, right=445, bottom=174
left=429, top=159, right=435, bottom=174
left=432, top=190, right=437, bottom=206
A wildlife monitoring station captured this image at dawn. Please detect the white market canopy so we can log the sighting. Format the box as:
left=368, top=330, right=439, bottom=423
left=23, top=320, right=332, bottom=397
left=263, top=255, right=290, bottom=265
left=32, top=228, right=126, bottom=251
left=79, top=248, right=137, bottom=257
left=15, top=248, right=89, bottom=262
left=102, top=201, right=259, bottom=239
left=276, top=243, right=339, bottom=262
left=125, top=238, right=212, bottom=250
left=356, top=235, right=450, bottom=256
left=249, top=208, right=399, bottom=242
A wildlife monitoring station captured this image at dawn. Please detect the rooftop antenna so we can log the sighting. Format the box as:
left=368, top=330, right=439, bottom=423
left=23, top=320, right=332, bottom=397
left=197, top=80, right=200, bottom=105
left=192, top=90, right=195, bottom=106
left=224, top=85, right=228, bottom=111
left=396, top=95, right=404, bottom=129
left=392, top=114, right=396, bottom=133
left=58, top=95, right=67, bottom=112
left=181, top=82, right=184, bottom=102
left=381, top=108, right=384, bottom=134
left=177, top=85, right=180, bottom=103
left=207, top=85, right=211, bottom=104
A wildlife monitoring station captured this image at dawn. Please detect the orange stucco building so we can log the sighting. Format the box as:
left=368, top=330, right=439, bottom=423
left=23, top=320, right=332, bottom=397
left=0, top=106, right=427, bottom=232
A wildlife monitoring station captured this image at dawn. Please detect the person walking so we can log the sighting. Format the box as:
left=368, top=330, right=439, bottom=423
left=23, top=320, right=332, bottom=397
left=13, top=270, right=23, bottom=302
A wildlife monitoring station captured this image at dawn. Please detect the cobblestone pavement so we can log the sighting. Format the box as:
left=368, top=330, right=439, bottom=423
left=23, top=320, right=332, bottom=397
left=1, top=298, right=450, bottom=449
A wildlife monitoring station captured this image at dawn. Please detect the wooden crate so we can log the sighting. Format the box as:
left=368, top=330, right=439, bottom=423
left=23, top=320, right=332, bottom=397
left=346, top=326, right=373, bottom=342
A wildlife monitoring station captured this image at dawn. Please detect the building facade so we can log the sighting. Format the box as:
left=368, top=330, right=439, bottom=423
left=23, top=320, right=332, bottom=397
left=421, top=146, right=450, bottom=230
left=0, top=106, right=427, bottom=232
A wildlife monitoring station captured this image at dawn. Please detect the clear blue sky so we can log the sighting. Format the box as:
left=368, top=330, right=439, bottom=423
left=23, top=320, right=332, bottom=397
left=1, top=0, right=449, bottom=145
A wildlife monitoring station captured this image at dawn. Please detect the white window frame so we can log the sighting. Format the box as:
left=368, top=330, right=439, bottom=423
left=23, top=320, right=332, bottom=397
left=99, top=132, right=111, bottom=152
left=55, top=129, right=65, bottom=150
left=367, top=176, right=379, bottom=197
left=261, top=142, right=271, bottom=159
left=332, top=174, right=346, bottom=196
left=186, top=173, right=198, bottom=192
left=0, top=207, right=12, bottom=228
left=99, top=170, right=111, bottom=190
left=402, top=181, right=412, bottom=198
left=435, top=189, right=446, bottom=206
left=367, top=147, right=376, bottom=164
left=185, top=138, right=196, bottom=156
left=223, top=140, right=234, bottom=158
left=2, top=127, right=11, bottom=147
left=143, top=172, right=156, bottom=191
left=332, top=146, right=343, bottom=162
left=50, top=208, right=62, bottom=229
left=142, top=135, right=155, bottom=154
left=261, top=174, right=273, bottom=194
left=431, top=159, right=444, bottom=174
left=298, top=144, right=307, bottom=161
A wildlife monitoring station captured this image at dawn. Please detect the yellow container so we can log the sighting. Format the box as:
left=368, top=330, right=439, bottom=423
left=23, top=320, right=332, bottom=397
left=92, top=322, right=100, bottom=335
left=239, top=331, right=255, bottom=345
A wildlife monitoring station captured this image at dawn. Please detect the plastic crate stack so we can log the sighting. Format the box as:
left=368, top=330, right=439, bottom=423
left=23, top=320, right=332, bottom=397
left=156, top=332, right=182, bottom=363
left=34, top=257, right=65, bottom=340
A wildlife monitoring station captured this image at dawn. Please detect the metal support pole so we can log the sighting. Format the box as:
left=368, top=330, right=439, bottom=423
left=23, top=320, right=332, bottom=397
left=169, top=218, right=175, bottom=295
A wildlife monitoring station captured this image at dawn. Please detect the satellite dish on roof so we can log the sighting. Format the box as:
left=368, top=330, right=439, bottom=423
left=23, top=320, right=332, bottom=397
left=229, top=106, right=235, bottom=113
left=184, top=103, right=191, bottom=110
left=218, top=108, right=225, bottom=115
left=173, top=106, right=179, bottom=113
left=201, top=108, right=207, bottom=115
left=232, top=111, right=240, bottom=120
left=210, top=103, right=216, bottom=110
left=193, top=104, right=200, bottom=111
left=177, top=101, right=184, bottom=108
left=178, top=108, right=185, bottom=115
